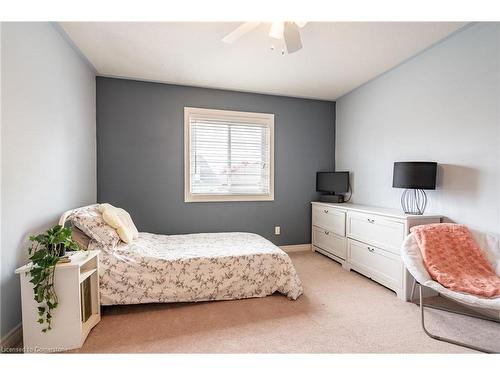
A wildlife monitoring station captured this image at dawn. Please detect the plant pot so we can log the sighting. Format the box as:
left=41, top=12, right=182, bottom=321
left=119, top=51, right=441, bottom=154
left=58, top=244, right=66, bottom=257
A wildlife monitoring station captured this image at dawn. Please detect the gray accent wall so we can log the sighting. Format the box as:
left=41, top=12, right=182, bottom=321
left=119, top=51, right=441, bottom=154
left=336, top=23, right=500, bottom=234
left=1, top=23, right=96, bottom=339
left=97, top=77, right=335, bottom=245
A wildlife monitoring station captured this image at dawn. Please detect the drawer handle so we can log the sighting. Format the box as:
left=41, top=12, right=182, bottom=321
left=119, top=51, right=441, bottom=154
left=367, top=246, right=375, bottom=253
left=324, top=230, right=330, bottom=235
left=324, top=209, right=329, bottom=214
left=367, top=218, right=375, bottom=224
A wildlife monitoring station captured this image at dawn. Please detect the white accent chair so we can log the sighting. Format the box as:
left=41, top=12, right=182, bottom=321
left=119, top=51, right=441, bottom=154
left=401, top=229, right=500, bottom=353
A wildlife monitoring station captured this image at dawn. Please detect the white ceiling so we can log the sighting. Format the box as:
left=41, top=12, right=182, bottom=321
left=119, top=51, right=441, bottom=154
left=60, top=22, right=467, bottom=100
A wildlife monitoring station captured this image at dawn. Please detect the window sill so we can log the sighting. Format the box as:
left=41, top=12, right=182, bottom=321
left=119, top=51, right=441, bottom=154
left=184, top=194, right=275, bottom=203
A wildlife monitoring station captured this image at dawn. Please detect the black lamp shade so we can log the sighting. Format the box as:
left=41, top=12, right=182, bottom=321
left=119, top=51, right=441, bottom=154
left=392, top=162, right=437, bottom=190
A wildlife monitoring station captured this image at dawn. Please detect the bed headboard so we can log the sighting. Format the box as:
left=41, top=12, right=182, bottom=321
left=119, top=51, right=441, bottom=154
left=58, top=204, right=98, bottom=226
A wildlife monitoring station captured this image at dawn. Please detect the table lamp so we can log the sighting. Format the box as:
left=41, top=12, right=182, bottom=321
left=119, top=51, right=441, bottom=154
left=392, top=161, right=437, bottom=215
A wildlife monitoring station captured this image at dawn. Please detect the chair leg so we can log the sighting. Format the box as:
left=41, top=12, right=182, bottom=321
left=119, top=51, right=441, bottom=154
left=418, top=283, right=496, bottom=353
left=410, top=278, right=417, bottom=302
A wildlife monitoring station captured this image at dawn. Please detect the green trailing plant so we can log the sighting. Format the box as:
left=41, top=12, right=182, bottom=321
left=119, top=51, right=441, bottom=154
left=27, top=225, right=80, bottom=332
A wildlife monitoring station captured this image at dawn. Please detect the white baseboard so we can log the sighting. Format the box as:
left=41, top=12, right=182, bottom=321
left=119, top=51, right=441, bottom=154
left=279, top=244, right=312, bottom=253
left=0, top=323, right=22, bottom=349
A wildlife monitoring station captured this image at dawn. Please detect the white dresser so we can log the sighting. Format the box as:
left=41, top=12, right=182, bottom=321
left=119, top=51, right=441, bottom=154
left=311, top=202, right=442, bottom=300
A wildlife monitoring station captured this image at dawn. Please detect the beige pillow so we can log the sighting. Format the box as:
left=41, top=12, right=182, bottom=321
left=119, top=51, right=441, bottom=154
left=99, top=203, right=121, bottom=228
left=99, top=204, right=138, bottom=243
left=117, top=208, right=139, bottom=240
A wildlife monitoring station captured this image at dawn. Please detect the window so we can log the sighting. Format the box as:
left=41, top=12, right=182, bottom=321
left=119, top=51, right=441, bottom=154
left=184, top=107, right=274, bottom=202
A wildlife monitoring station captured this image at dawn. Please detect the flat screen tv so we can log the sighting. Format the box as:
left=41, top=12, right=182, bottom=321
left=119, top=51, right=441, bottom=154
left=316, top=172, right=349, bottom=195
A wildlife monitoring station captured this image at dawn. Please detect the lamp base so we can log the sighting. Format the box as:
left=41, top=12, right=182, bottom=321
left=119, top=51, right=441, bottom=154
left=401, top=189, right=427, bottom=215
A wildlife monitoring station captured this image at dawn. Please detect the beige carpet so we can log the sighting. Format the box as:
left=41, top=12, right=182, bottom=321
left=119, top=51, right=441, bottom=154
left=74, top=251, right=499, bottom=353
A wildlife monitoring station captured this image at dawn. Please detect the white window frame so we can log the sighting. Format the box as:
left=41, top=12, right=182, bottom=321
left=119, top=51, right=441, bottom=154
left=184, top=107, right=274, bottom=203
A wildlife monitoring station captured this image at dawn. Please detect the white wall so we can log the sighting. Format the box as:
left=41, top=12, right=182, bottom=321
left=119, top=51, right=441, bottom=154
left=1, top=23, right=96, bottom=340
left=336, top=23, right=500, bottom=234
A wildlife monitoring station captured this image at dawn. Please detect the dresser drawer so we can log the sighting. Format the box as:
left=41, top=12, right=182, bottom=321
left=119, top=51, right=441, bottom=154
left=312, top=225, right=347, bottom=260
left=312, top=205, right=346, bottom=236
left=347, top=211, right=404, bottom=254
left=347, top=239, right=403, bottom=291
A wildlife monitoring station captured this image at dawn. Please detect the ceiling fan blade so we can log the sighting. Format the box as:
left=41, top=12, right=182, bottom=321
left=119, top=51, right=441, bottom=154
left=283, top=22, right=302, bottom=54
left=222, top=22, right=260, bottom=43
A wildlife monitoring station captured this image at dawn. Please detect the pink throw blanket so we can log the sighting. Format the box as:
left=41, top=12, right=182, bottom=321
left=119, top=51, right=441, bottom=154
left=411, top=223, right=500, bottom=298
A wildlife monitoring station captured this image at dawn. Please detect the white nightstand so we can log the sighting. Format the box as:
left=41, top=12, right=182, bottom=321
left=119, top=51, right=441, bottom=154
left=15, top=250, right=101, bottom=352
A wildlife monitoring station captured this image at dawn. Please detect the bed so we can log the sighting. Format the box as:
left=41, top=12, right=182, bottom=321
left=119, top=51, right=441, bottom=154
left=60, top=205, right=303, bottom=305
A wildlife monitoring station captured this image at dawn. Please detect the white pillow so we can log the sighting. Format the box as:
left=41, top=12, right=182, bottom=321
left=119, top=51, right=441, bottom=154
left=70, top=205, right=120, bottom=249
left=99, top=204, right=139, bottom=243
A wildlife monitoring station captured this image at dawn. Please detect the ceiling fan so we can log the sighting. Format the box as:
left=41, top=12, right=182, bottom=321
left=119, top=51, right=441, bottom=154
left=222, top=22, right=308, bottom=54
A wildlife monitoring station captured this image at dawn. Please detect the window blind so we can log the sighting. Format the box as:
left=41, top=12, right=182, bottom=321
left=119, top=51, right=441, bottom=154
left=188, top=115, right=271, bottom=196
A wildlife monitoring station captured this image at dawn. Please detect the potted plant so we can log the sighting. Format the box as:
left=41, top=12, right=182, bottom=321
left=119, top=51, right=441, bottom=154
left=27, top=225, right=80, bottom=332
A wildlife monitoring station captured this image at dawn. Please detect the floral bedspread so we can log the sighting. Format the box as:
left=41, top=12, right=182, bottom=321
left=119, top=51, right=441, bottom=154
left=90, top=232, right=303, bottom=305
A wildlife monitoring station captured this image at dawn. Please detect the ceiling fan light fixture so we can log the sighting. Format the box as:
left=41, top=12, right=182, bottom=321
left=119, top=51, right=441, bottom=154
left=269, top=22, right=285, bottom=39
left=222, top=21, right=307, bottom=55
